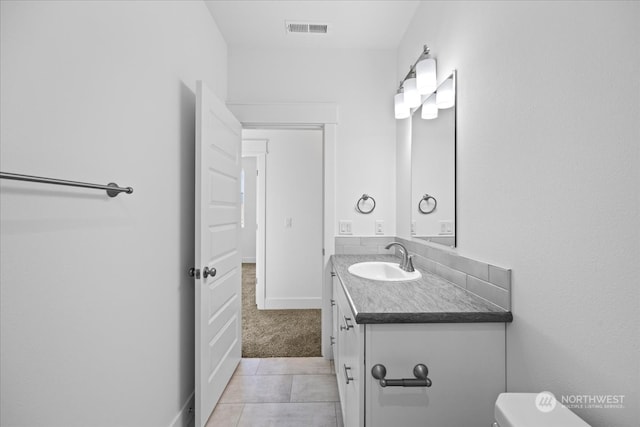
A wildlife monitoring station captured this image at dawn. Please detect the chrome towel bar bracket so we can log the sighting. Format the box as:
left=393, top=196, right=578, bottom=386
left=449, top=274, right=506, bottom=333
left=0, top=172, right=133, bottom=197
left=371, top=363, right=432, bottom=388
left=356, top=193, right=376, bottom=214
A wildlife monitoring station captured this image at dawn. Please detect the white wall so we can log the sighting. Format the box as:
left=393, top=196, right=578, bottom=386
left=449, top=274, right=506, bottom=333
left=241, top=156, right=257, bottom=262
left=243, top=129, right=324, bottom=309
left=0, top=1, right=227, bottom=426
left=397, top=2, right=639, bottom=426
left=228, top=48, right=397, bottom=237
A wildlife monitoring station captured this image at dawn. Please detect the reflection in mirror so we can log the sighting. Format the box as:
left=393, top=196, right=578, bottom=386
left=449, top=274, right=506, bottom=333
left=411, top=71, right=456, bottom=247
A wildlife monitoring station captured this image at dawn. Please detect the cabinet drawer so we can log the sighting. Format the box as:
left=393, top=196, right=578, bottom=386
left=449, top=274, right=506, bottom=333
left=365, top=323, right=505, bottom=427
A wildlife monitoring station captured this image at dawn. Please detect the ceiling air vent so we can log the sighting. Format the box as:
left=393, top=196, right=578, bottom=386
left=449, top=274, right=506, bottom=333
left=286, top=21, right=329, bottom=35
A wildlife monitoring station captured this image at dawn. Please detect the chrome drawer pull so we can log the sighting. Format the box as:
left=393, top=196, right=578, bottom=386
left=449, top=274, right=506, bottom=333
left=344, top=365, right=354, bottom=384
left=340, top=316, right=354, bottom=331
left=371, top=363, right=432, bottom=388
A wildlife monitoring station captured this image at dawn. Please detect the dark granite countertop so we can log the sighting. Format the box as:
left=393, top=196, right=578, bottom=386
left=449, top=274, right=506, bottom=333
left=331, top=254, right=513, bottom=324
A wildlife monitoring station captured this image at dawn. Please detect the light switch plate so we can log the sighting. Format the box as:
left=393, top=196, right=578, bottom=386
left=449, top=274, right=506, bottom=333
left=439, top=220, right=453, bottom=235
left=339, top=220, right=353, bottom=235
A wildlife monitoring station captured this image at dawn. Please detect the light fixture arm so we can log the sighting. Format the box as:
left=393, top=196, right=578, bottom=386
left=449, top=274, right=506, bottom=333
left=398, top=45, right=431, bottom=91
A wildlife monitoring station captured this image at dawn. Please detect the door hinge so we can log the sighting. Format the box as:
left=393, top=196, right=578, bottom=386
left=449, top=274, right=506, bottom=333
left=188, top=267, right=201, bottom=279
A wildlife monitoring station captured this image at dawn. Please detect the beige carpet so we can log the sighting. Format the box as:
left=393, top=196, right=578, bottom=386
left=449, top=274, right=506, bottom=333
left=242, top=264, right=321, bottom=358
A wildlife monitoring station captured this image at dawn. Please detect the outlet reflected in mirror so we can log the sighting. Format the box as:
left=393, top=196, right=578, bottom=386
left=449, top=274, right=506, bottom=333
left=411, top=71, right=456, bottom=247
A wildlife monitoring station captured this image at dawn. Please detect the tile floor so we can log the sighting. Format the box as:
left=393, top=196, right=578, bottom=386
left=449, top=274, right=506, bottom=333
left=206, top=357, right=344, bottom=427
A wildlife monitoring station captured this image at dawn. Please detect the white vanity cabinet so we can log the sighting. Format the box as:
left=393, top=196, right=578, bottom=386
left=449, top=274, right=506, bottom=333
left=331, top=271, right=506, bottom=427
left=332, top=273, right=365, bottom=427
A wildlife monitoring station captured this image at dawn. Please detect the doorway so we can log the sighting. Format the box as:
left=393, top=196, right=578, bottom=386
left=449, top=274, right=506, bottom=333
left=240, top=127, right=324, bottom=357
left=227, top=101, right=338, bottom=360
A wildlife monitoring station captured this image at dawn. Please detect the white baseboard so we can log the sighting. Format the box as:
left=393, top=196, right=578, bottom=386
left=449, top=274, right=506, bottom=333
left=242, top=257, right=256, bottom=263
left=264, top=297, right=322, bottom=310
left=169, top=391, right=195, bottom=427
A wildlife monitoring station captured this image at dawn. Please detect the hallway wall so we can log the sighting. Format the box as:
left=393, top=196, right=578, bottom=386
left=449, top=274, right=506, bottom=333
left=243, top=129, right=324, bottom=309
left=241, top=157, right=258, bottom=262
left=0, top=1, right=227, bottom=425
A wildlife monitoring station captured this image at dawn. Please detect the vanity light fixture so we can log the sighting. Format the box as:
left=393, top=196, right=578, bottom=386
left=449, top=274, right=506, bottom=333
left=394, top=45, right=437, bottom=119
left=403, top=71, right=421, bottom=108
left=416, top=56, right=437, bottom=95
left=436, top=77, right=455, bottom=109
left=421, top=95, right=438, bottom=120
left=394, top=89, right=410, bottom=119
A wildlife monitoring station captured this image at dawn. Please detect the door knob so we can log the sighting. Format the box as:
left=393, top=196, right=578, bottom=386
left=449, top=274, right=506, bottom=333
left=203, top=266, right=216, bottom=278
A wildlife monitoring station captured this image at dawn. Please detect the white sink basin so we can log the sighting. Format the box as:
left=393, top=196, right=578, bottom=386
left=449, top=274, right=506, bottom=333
left=348, top=262, right=421, bottom=282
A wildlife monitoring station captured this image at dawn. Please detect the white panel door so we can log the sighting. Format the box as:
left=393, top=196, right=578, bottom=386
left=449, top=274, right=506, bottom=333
left=195, top=80, right=242, bottom=427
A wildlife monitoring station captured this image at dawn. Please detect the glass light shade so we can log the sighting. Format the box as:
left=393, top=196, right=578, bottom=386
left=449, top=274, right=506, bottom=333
left=403, top=77, right=421, bottom=108
left=416, top=58, right=437, bottom=95
left=436, top=78, right=455, bottom=109
left=394, top=92, right=410, bottom=119
left=421, top=95, right=438, bottom=120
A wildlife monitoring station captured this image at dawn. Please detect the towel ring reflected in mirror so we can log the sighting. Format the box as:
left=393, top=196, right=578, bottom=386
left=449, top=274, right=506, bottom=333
left=356, top=194, right=376, bottom=214
left=418, top=194, right=437, bottom=214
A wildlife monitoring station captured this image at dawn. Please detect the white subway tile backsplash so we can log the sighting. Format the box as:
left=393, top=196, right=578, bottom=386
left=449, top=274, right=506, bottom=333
left=359, top=236, right=394, bottom=246
left=451, top=256, right=489, bottom=281
left=338, top=245, right=378, bottom=255
left=489, top=265, right=512, bottom=291
left=435, top=263, right=467, bottom=288
left=412, top=255, right=438, bottom=273
left=467, top=276, right=511, bottom=310
left=335, top=237, right=360, bottom=247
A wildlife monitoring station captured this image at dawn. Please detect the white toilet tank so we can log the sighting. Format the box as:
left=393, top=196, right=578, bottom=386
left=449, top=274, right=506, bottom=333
left=494, top=393, right=591, bottom=427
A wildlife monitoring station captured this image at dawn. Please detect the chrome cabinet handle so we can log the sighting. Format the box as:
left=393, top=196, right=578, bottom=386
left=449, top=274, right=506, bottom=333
left=340, top=316, right=354, bottom=331
left=203, top=266, right=216, bottom=279
left=371, top=363, right=432, bottom=388
left=344, top=365, right=354, bottom=384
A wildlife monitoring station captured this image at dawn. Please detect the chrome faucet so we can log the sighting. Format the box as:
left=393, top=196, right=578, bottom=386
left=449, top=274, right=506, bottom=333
left=384, top=242, right=415, bottom=272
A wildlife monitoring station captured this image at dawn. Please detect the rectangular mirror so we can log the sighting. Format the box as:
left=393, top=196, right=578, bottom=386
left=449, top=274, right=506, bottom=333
left=411, top=70, right=456, bottom=247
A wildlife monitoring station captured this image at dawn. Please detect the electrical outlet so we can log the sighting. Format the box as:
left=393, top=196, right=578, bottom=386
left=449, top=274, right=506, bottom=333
left=285, top=217, right=293, bottom=228
left=375, top=220, right=384, bottom=235
left=339, top=220, right=353, bottom=235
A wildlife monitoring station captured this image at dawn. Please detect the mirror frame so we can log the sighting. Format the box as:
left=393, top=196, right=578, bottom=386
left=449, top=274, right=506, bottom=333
left=410, top=69, right=457, bottom=248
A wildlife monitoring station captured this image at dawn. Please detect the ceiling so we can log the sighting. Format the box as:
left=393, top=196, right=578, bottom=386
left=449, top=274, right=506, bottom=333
left=204, top=0, right=420, bottom=49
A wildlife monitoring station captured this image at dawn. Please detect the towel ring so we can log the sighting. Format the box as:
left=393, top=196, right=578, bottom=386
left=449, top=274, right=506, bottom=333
left=418, top=194, right=437, bottom=214
left=356, top=194, right=376, bottom=214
